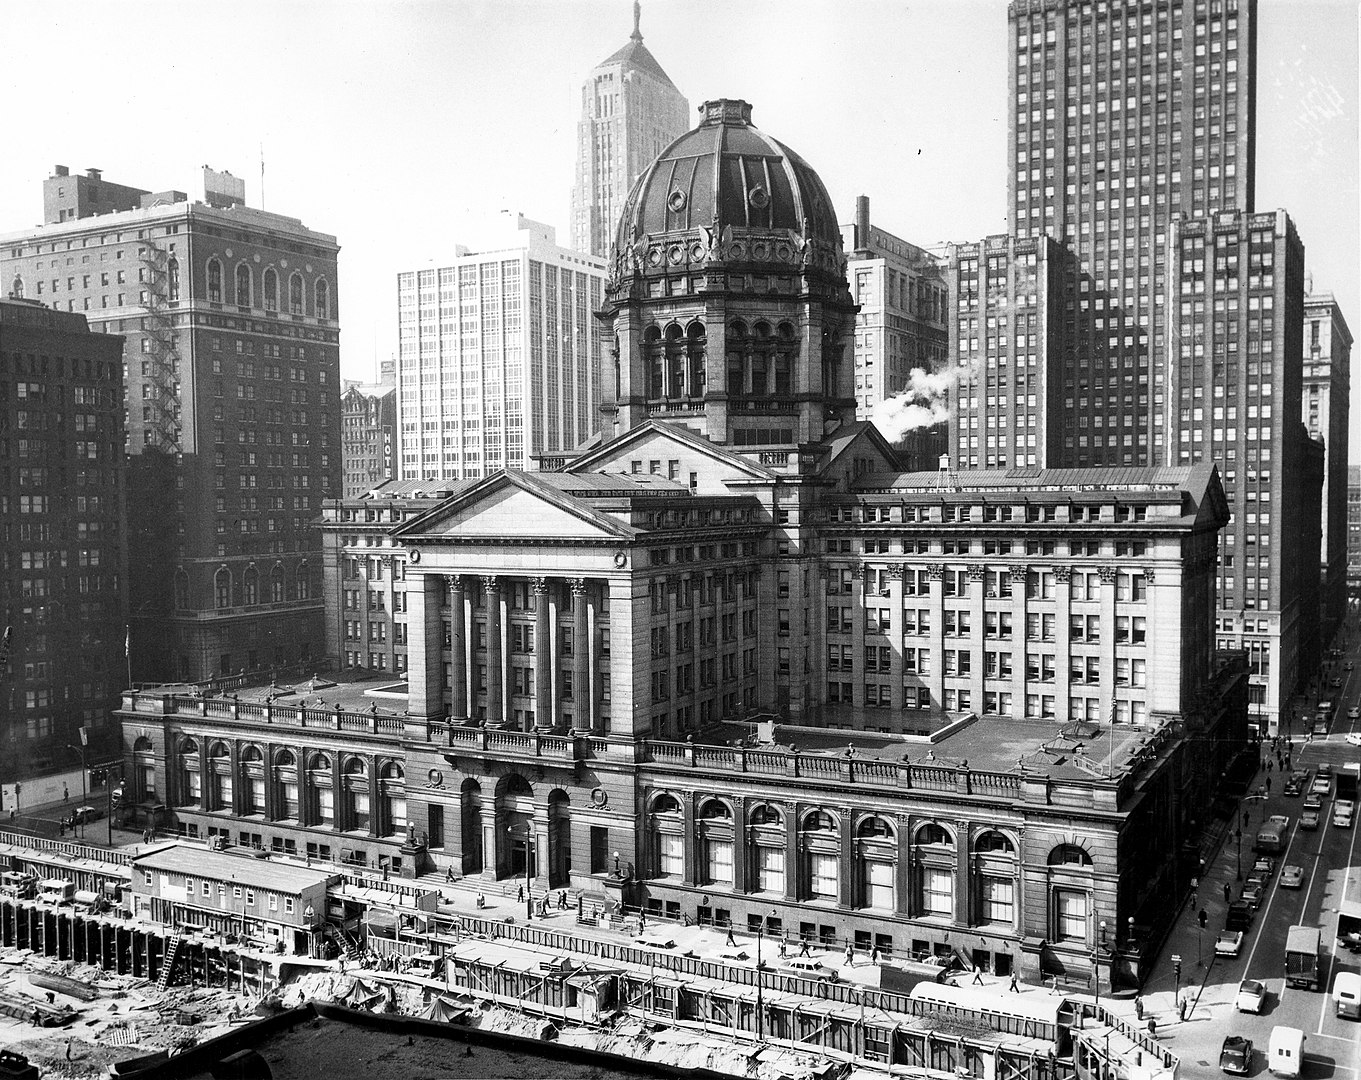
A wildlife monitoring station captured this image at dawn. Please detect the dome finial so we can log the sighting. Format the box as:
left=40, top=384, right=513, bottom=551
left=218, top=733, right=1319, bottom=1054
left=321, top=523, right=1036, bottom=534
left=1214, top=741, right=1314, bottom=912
left=631, top=0, right=642, bottom=41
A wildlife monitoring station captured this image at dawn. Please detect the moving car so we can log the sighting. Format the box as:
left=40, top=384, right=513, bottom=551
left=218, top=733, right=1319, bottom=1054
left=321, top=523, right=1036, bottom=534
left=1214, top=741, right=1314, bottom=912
left=776, top=957, right=840, bottom=982
left=1284, top=774, right=1304, bottom=796
left=1267, top=1026, right=1305, bottom=1078
left=1252, top=855, right=1276, bottom=878
left=1348, top=662, right=1356, bottom=672
left=1280, top=864, right=1305, bottom=889
left=1347, top=732, right=1361, bottom=748
left=1311, top=774, right=1331, bottom=796
left=1350, top=706, right=1360, bottom=719
left=1220, top=1035, right=1253, bottom=1075
left=1236, top=978, right=1267, bottom=1014
left=1315, top=717, right=1331, bottom=736
left=1332, top=676, right=1344, bottom=688
left=1216, top=929, right=1245, bottom=957
left=1318, top=762, right=1334, bottom=777
left=1301, top=808, right=1321, bottom=830
left=1333, top=802, right=1353, bottom=828
left=1304, top=792, right=1324, bottom=811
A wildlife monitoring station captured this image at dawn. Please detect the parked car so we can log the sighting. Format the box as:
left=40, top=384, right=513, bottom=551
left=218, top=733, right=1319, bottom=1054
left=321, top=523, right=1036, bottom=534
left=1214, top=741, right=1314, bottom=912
left=1332, top=676, right=1344, bottom=688
left=1236, top=978, right=1267, bottom=1014
left=1252, top=855, right=1276, bottom=878
left=1220, top=1035, right=1254, bottom=1076
left=1225, top=900, right=1254, bottom=931
left=1240, top=877, right=1266, bottom=910
left=1334, top=803, right=1353, bottom=828
left=1283, top=775, right=1304, bottom=797
left=1301, top=809, right=1321, bottom=830
left=1350, top=706, right=1360, bottom=720
left=1281, top=864, right=1305, bottom=889
left=1216, top=929, right=1245, bottom=957
left=776, top=957, right=840, bottom=982
left=1347, top=732, right=1361, bottom=747
left=1318, top=762, right=1334, bottom=777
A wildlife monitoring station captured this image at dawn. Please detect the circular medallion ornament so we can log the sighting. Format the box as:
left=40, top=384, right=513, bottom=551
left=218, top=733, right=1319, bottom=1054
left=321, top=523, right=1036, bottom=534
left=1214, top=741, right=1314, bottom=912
left=730, top=242, right=746, bottom=259
left=753, top=242, right=769, bottom=260
left=408, top=548, right=421, bottom=563
left=667, top=189, right=687, bottom=212
left=427, top=768, right=444, bottom=787
left=590, top=787, right=608, bottom=808
left=647, top=248, right=663, bottom=266
left=613, top=551, right=628, bottom=569
left=748, top=185, right=769, bottom=209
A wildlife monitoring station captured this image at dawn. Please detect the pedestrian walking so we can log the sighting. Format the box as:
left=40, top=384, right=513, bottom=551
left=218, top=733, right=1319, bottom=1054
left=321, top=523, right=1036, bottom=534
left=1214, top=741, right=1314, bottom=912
left=63, top=785, right=69, bottom=803
left=1134, top=996, right=1144, bottom=1020
left=1178, top=995, right=1188, bottom=1021
left=799, top=938, right=811, bottom=957
left=1147, top=1017, right=1157, bottom=1038
left=971, top=966, right=984, bottom=985
left=638, top=909, right=646, bottom=930
left=1266, top=776, right=1272, bottom=794
left=558, top=890, right=567, bottom=910
left=445, top=867, right=455, bottom=883
left=725, top=927, right=737, bottom=947
left=1266, top=760, right=1273, bottom=773
left=1009, top=971, right=1020, bottom=993
left=517, top=884, right=524, bottom=903
left=778, top=940, right=787, bottom=959
left=1223, top=882, right=1231, bottom=903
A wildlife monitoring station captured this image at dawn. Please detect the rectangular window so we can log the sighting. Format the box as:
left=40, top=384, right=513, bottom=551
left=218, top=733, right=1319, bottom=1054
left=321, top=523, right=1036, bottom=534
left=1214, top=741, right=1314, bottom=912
left=658, top=833, right=683, bottom=877
left=1055, top=888, right=1088, bottom=942
left=706, top=840, right=734, bottom=886
left=809, top=852, right=838, bottom=900
left=922, top=867, right=953, bottom=918
left=757, top=846, right=785, bottom=894
left=980, top=876, right=1014, bottom=925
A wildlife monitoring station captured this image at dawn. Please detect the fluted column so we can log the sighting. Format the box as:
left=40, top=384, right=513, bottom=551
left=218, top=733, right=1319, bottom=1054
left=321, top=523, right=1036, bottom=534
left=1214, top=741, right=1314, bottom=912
left=532, top=577, right=553, bottom=732
left=449, top=576, right=468, bottom=719
left=570, top=578, right=591, bottom=733
left=483, top=576, right=504, bottom=726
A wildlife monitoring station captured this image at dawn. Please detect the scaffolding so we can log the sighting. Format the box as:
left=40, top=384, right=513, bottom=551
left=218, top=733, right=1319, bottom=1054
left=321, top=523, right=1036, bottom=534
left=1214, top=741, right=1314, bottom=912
left=137, top=236, right=182, bottom=453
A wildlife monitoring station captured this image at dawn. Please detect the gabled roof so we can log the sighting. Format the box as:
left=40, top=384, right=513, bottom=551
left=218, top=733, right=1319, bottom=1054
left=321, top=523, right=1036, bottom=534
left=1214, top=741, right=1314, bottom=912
left=812, top=420, right=901, bottom=475
left=390, top=469, right=643, bottom=544
left=567, top=420, right=779, bottom=482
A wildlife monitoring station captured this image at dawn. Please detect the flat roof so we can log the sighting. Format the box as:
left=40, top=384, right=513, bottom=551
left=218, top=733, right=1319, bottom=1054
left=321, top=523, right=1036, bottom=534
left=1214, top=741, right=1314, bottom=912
left=133, top=843, right=336, bottom=894
left=708, top=715, right=1148, bottom=781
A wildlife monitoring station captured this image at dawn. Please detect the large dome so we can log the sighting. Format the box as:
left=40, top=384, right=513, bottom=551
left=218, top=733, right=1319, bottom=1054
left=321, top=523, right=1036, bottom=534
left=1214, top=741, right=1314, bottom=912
left=610, top=99, right=844, bottom=283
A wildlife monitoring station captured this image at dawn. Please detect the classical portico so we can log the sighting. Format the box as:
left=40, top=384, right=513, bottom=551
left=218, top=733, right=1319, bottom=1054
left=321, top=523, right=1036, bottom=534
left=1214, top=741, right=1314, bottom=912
left=407, top=569, right=608, bottom=734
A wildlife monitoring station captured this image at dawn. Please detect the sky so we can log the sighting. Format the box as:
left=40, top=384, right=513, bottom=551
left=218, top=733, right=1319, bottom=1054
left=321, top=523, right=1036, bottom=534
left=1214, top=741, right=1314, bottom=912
left=2, top=0, right=1357, bottom=438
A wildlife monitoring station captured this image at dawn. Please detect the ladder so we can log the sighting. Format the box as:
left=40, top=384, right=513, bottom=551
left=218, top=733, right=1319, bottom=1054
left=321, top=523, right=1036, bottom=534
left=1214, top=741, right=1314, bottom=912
left=338, top=929, right=362, bottom=959
left=156, top=933, right=181, bottom=990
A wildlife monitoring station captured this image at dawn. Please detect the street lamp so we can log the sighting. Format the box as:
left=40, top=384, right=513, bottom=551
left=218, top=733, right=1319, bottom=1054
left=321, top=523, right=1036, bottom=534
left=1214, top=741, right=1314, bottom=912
left=1235, top=826, right=1243, bottom=880
left=1093, top=921, right=1106, bottom=1008
left=508, top=825, right=535, bottom=920
left=755, top=908, right=775, bottom=1040
left=66, top=730, right=89, bottom=839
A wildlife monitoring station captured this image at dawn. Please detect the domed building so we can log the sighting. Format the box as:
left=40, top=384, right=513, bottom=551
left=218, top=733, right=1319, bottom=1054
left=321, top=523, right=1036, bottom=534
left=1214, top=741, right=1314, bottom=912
left=600, top=99, right=858, bottom=448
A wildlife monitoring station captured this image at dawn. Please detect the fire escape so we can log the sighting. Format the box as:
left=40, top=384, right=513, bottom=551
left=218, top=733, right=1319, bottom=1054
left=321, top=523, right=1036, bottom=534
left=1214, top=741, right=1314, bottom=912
left=137, top=237, right=182, bottom=453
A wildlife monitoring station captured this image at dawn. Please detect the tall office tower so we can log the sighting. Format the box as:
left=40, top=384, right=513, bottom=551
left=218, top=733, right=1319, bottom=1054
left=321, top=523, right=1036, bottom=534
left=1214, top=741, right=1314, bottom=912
left=841, top=197, right=950, bottom=468
left=1302, top=293, right=1352, bottom=636
left=1168, top=209, right=1313, bottom=736
left=1349, top=465, right=1361, bottom=599
left=946, top=234, right=1065, bottom=468
left=0, top=297, right=126, bottom=780
left=396, top=214, right=605, bottom=480
left=340, top=381, right=397, bottom=498
left=569, top=2, right=690, bottom=258
left=1009, top=0, right=1256, bottom=466
left=0, top=165, right=341, bottom=683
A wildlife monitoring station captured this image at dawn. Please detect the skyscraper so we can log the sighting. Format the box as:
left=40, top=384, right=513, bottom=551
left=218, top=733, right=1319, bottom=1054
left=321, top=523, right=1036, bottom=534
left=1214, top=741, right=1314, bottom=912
left=0, top=297, right=126, bottom=779
left=1302, top=293, right=1352, bottom=636
left=395, top=214, right=605, bottom=480
left=569, top=2, right=689, bottom=259
left=1008, top=0, right=1256, bottom=466
left=0, top=165, right=341, bottom=683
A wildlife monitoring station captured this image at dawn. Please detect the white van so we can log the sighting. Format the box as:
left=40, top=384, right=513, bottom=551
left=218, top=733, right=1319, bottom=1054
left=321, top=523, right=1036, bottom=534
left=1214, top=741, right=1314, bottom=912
left=37, top=879, right=74, bottom=905
left=1334, top=971, right=1361, bottom=1020
left=1268, top=1026, right=1305, bottom=1077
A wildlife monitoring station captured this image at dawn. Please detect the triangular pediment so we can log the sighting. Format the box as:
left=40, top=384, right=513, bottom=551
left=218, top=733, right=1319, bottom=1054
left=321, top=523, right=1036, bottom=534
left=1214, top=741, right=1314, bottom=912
left=393, top=472, right=635, bottom=543
left=568, top=420, right=775, bottom=492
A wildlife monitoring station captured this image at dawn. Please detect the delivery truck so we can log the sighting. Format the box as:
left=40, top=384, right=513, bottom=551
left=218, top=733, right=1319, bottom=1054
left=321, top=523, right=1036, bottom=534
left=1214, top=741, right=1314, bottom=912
left=1284, top=925, right=1321, bottom=991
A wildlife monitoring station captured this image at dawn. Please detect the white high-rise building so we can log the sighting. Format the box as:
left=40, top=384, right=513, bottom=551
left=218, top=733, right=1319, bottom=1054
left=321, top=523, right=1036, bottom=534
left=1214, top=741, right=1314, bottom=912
left=570, top=2, right=689, bottom=259
left=396, top=214, right=606, bottom=480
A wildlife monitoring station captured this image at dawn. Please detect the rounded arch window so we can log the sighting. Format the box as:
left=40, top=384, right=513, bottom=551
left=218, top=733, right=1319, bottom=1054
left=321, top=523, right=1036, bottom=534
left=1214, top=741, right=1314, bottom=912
left=174, top=569, right=191, bottom=610
left=976, top=830, right=1016, bottom=855
left=235, top=263, right=252, bottom=307
left=214, top=567, right=232, bottom=610
left=750, top=803, right=783, bottom=827
left=206, top=258, right=223, bottom=303
left=209, top=741, right=230, bottom=760
left=380, top=761, right=404, bottom=780
left=650, top=793, right=683, bottom=879
left=643, top=325, right=662, bottom=344
left=1048, top=843, right=1093, bottom=867
left=179, top=737, right=199, bottom=756
left=240, top=745, right=264, bottom=764
left=308, top=752, right=331, bottom=772
left=344, top=756, right=368, bottom=777
left=289, top=273, right=304, bottom=315
left=274, top=749, right=296, bottom=769
left=242, top=565, right=259, bottom=606
left=686, top=321, right=705, bottom=341
left=857, top=815, right=894, bottom=840
left=729, top=320, right=748, bottom=339
left=294, top=561, right=311, bottom=601
left=133, top=736, right=154, bottom=753
left=915, top=823, right=954, bottom=848
left=803, top=810, right=837, bottom=833
left=262, top=267, right=279, bottom=311
left=315, top=277, right=330, bottom=319
left=270, top=565, right=285, bottom=603
left=698, top=799, right=732, bottom=821
left=664, top=322, right=684, bottom=342
left=777, top=321, right=796, bottom=340
left=651, top=793, right=681, bottom=815
left=166, top=258, right=180, bottom=302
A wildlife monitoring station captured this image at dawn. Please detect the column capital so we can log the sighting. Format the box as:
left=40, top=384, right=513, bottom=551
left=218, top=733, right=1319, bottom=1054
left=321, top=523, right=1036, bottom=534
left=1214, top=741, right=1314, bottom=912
left=568, top=577, right=588, bottom=597
left=1098, top=565, right=1118, bottom=585
left=481, top=575, right=501, bottom=595
left=1054, top=565, right=1073, bottom=583
left=927, top=564, right=946, bottom=581
left=530, top=576, right=551, bottom=595
left=1144, top=568, right=1156, bottom=584
left=449, top=574, right=467, bottom=594
left=966, top=563, right=986, bottom=581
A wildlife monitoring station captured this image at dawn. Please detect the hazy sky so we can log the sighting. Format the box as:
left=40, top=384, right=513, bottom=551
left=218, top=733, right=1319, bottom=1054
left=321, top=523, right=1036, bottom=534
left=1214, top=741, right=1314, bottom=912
left=2, top=0, right=1357, bottom=435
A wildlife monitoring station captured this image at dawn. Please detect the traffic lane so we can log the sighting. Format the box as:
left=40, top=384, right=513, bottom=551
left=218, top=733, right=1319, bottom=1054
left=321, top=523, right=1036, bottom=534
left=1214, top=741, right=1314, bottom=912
left=1312, top=804, right=1361, bottom=1056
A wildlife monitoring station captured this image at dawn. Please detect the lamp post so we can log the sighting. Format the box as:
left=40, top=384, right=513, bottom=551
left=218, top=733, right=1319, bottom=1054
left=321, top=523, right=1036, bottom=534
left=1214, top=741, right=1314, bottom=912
left=509, top=825, right=535, bottom=920
left=754, top=908, right=775, bottom=1041
left=1235, top=826, right=1243, bottom=880
left=1093, top=921, right=1106, bottom=1008
left=66, top=730, right=89, bottom=839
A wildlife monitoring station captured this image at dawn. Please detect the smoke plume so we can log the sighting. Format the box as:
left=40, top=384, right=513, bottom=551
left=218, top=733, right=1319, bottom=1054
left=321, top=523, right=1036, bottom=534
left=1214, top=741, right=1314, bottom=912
left=870, top=366, right=955, bottom=443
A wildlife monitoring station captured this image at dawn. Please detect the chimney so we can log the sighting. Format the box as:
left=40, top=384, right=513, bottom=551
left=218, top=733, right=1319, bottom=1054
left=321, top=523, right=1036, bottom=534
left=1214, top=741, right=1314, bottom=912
left=854, top=195, right=872, bottom=257
left=53, top=165, right=69, bottom=177
left=86, top=168, right=102, bottom=181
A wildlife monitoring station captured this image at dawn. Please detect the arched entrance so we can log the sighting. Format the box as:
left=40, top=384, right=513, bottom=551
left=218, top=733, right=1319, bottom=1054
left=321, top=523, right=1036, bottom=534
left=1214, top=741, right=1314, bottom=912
left=495, top=773, right=535, bottom=881
left=460, top=778, right=484, bottom=875
left=548, top=789, right=571, bottom=888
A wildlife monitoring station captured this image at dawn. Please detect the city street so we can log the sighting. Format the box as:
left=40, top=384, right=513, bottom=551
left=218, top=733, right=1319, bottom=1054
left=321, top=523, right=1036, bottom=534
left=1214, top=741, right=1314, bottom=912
left=1133, top=627, right=1361, bottom=1076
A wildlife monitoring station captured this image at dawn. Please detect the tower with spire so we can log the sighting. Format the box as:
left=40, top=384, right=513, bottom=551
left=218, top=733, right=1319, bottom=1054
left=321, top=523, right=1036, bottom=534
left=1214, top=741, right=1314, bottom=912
left=570, top=2, right=689, bottom=259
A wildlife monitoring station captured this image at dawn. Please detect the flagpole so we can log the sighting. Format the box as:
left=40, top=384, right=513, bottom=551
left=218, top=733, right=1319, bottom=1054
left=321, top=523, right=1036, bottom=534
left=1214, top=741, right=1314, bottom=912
left=125, top=624, right=132, bottom=691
